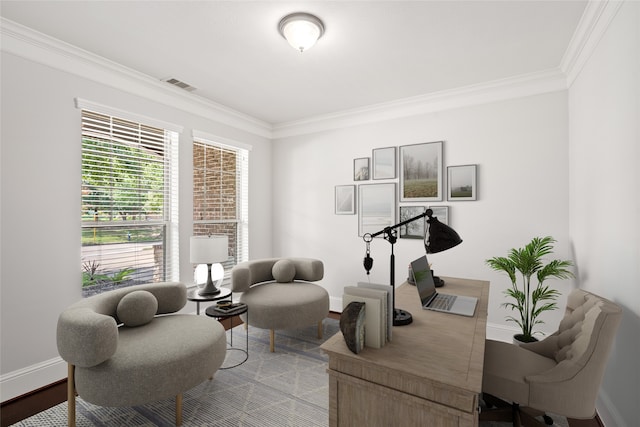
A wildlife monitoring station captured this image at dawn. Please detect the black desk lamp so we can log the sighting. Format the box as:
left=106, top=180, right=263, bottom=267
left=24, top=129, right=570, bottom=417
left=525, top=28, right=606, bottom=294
left=363, top=208, right=462, bottom=326
left=424, top=211, right=463, bottom=287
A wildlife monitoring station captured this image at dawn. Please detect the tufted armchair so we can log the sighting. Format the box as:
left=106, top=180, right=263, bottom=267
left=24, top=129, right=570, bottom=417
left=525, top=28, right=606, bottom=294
left=231, top=258, right=329, bottom=352
left=480, top=289, right=622, bottom=426
left=57, top=282, right=227, bottom=426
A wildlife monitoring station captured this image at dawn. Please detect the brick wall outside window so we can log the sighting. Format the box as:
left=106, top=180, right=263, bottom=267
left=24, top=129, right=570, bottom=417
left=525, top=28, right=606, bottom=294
left=193, top=142, right=239, bottom=264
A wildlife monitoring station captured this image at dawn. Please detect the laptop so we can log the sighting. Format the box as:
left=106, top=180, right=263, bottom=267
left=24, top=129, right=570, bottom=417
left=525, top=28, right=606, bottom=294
left=410, top=255, right=477, bottom=317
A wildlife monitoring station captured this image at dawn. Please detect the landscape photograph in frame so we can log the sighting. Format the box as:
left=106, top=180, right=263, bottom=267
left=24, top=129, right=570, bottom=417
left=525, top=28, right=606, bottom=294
left=447, top=164, right=477, bottom=201
left=354, top=158, right=370, bottom=181
left=335, top=185, right=356, bottom=215
left=399, top=206, right=426, bottom=239
left=372, top=146, right=397, bottom=180
left=400, top=141, right=443, bottom=202
left=428, top=205, right=449, bottom=225
left=358, top=183, right=396, bottom=236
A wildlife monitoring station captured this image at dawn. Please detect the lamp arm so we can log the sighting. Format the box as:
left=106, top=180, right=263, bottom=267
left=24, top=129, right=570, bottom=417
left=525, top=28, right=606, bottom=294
left=363, top=210, right=434, bottom=328
left=368, top=209, right=433, bottom=239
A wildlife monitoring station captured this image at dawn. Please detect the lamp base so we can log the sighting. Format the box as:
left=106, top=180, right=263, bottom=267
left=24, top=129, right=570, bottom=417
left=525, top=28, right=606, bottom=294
left=198, top=263, right=223, bottom=296
left=393, top=308, right=413, bottom=326
left=198, top=283, right=222, bottom=296
left=198, top=277, right=223, bottom=296
left=198, top=286, right=220, bottom=296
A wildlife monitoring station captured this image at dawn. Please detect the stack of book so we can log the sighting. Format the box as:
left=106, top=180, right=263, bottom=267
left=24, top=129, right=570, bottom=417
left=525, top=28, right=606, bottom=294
left=342, top=282, right=393, bottom=348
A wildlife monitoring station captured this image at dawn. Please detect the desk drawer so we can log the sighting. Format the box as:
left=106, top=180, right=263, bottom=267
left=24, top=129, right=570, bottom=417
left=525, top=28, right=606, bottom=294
left=328, top=369, right=478, bottom=427
left=328, top=354, right=479, bottom=414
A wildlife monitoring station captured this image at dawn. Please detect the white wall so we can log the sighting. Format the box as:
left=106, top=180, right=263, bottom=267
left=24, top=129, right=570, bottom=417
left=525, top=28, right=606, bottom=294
left=0, top=52, right=273, bottom=400
left=272, top=91, right=573, bottom=332
left=568, top=2, right=639, bottom=426
left=1, top=5, right=637, bottom=425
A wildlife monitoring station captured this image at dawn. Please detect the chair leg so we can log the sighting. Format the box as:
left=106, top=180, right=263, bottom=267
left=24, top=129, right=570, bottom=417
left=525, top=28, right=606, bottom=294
left=512, top=403, right=523, bottom=427
left=175, top=393, right=182, bottom=426
left=479, top=394, right=548, bottom=427
left=67, top=364, right=76, bottom=427
left=519, top=407, right=548, bottom=427
left=270, top=329, right=275, bottom=352
left=318, top=320, right=323, bottom=339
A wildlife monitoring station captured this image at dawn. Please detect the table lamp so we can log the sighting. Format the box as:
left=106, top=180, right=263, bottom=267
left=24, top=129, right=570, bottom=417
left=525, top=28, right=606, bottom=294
left=424, top=210, right=463, bottom=286
left=190, top=235, right=229, bottom=296
left=362, top=209, right=462, bottom=326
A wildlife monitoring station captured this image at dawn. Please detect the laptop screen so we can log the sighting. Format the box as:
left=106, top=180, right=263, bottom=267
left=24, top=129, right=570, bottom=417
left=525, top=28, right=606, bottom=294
left=410, top=255, right=437, bottom=306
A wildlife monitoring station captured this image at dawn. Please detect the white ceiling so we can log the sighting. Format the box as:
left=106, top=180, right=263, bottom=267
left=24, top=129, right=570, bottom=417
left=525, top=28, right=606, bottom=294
left=1, top=1, right=587, bottom=125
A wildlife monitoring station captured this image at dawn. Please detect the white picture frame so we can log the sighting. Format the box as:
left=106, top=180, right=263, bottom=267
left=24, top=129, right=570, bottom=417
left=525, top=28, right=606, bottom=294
left=372, top=146, right=397, bottom=180
left=427, top=205, right=449, bottom=225
left=335, top=185, right=356, bottom=215
left=399, top=206, right=426, bottom=239
left=358, top=183, right=396, bottom=236
left=399, top=141, right=443, bottom=202
left=447, top=164, right=477, bottom=201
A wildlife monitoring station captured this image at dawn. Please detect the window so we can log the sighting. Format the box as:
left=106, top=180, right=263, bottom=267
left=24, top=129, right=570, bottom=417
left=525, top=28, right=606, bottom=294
left=80, top=108, right=179, bottom=296
left=193, top=134, right=249, bottom=280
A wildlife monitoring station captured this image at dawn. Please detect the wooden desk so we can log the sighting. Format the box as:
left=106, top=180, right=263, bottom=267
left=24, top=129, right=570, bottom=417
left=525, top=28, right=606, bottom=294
left=321, top=277, right=489, bottom=427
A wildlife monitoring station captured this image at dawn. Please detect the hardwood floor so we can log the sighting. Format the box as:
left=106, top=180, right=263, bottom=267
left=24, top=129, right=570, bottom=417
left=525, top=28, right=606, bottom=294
left=1, top=313, right=603, bottom=427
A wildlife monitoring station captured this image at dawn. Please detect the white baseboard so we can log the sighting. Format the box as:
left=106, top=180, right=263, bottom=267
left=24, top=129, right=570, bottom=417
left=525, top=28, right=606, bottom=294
left=329, top=295, right=343, bottom=313
left=0, top=357, right=67, bottom=402
left=597, top=390, right=627, bottom=427
left=485, top=322, right=520, bottom=343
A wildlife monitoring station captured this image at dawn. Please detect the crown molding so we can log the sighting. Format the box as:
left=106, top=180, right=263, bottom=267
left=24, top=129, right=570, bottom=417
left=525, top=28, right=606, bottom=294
left=5, top=3, right=621, bottom=142
left=0, top=18, right=272, bottom=139
left=560, top=0, right=625, bottom=86
left=272, top=68, right=568, bottom=139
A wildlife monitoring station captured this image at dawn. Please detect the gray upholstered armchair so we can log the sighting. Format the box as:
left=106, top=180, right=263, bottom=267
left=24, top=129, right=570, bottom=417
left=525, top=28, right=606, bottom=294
left=480, top=289, right=622, bottom=426
left=231, top=257, right=329, bottom=352
left=57, top=282, right=227, bottom=426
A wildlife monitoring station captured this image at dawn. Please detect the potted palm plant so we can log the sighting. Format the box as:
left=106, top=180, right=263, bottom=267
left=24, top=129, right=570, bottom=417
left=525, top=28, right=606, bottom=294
left=486, top=236, right=574, bottom=343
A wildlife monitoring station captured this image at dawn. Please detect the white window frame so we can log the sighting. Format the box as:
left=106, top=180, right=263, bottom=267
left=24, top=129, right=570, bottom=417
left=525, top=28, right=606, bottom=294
left=192, top=130, right=251, bottom=282
left=77, top=99, right=181, bottom=295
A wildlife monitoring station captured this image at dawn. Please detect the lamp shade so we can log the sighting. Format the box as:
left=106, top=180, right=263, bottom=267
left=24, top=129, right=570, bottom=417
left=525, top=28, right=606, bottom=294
left=425, top=217, right=463, bottom=254
left=279, top=13, right=324, bottom=52
left=190, top=235, right=228, bottom=264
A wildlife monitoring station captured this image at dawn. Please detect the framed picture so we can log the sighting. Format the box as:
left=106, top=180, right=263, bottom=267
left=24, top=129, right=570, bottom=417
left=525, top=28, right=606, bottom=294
left=354, top=158, right=370, bottom=181
left=399, top=206, right=426, bottom=239
left=372, top=147, right=397, bottom=180
left=447, top=164, right=477, bottom=201
left=358, top=183, right=396, bottom=236
left=399, top=141, right=443, bottom=202
left=335, top=185, right=356, bottom=215
left=428, top=205, right=449, bottom=225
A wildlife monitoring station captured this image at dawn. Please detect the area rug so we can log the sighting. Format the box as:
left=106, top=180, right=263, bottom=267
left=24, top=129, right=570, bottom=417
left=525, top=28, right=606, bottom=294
left=12, top=319, right=568, bottom=426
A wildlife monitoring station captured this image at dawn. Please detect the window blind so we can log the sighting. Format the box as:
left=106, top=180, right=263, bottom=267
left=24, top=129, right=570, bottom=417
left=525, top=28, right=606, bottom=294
left=193, top=137, right=249, bottom=280
left=81, top=110, right=179, bottom=295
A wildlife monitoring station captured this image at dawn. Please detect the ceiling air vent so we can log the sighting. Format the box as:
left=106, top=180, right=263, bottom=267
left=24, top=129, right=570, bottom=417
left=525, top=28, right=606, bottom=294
left=163, top=78, right=196, bottom=92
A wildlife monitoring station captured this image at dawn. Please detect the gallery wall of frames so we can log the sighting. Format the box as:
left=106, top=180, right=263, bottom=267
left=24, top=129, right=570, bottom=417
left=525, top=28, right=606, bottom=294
left=334, top=141, right=478, bottom=237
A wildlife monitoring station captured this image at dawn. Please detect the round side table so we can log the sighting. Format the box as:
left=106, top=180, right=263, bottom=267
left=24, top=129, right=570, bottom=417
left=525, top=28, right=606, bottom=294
left=206, top=302, right=249, bottom=369
left=187, top=287, right=231, bottom=315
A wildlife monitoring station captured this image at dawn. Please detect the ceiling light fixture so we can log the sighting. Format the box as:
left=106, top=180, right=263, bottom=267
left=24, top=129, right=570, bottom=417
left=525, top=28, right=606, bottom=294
left=278, top=12, right=324, bottom=52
